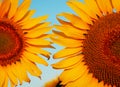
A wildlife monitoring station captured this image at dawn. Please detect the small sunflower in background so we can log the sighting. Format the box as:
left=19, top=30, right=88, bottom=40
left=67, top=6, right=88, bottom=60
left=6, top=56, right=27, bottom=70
left=44, top=77, right=63, bottom=87
left=0, top=0, right=52, bottom=87
left=52, top=0, right=120, bottom=87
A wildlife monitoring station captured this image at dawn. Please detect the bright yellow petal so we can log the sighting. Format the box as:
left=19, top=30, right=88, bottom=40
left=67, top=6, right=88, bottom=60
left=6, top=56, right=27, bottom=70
left=10, top=62, right=30, bottom=85
left=8, top=0, right=19, bottom=19
left=96, top=0, right=107, bottom=14
left=25, top=27, right=52, bottom=38
left=18, top=63, right=31, bottom=82
left=104, top=0, right=113, bottom=14
left=86, top=78, right=98, bottom=87
left=18, top=10, right=36, bottom=24
left=66, top=70, right=92, bottom=87
left=13, top=0, right=31, bottom=22
left=56, top=17, right=74, bottom=26
left=52, top=55, right=83, bottom=69
left=21, top=58, right=42, bottom=77
left=98, top=81, right=104, bottom=87
left=51, top=34, right=83, bottom=47
left=44, top=78, right=59, bottom=87
left=26, top=38, right=51, bottom=46
left=57, top=13, right=90, bottom=29
left=112, top=0, right=120, bottom=12
left=3, top=75, right=8, bottom=87
left=26, top=45, right=51, bottom=58
left=53, top=47, right=82, bottom=58
left=0, top=66, right=6, bottom=87
left=4, top=65, right=18, bottom=86
left=60, top=62, right=88, bottom=85
left=54, top=25, right=87, bottom=39
left=69, top=0, right=98, bottom=19
left=96, top=0, right=113, bottom=14
left=10, top=81, right=15, bottom=87
left=21, top=15, right=48, bottom=29
left=10, top=63, right=22, bottom=84
left=64, top=60, right=82, bottom=69
left=84, top=0, right=102, bottom=17
left=67, top=1, right=93, bottom=24
left=23, top=22, right=50, bottom=30
left=23, top=51, right=48, bottom=66
left=0, top=0, right=10, bottom=18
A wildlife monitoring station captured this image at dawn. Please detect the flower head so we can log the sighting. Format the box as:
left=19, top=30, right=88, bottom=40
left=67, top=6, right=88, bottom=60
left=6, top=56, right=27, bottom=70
left=0, top=0, right=51, bottom=86
left=52, top=0, right=120, bottom=87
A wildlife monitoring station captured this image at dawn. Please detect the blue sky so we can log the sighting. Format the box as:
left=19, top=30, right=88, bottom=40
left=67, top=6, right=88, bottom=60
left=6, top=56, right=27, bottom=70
left=16, top=0, right=82, bottom=87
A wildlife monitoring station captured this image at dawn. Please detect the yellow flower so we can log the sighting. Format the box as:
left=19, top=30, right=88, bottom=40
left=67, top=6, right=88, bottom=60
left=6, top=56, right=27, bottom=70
left=0, top=0, right=52, bottom=87
left=52, top=0, right=120, bottom=87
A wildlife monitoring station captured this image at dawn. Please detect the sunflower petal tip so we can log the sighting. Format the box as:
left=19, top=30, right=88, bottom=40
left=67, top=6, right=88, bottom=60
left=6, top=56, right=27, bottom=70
left=51, top=64, right=56, bottom=68
left=57, top=13, right=65, bottom=16
left=53, top=54, right=59, bottom=59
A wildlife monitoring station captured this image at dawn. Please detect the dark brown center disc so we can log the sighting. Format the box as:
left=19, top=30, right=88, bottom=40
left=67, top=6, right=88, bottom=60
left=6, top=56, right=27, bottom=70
left=0, top=21, right=23, bottom=66
left=83, top=13, right=120, bottom=87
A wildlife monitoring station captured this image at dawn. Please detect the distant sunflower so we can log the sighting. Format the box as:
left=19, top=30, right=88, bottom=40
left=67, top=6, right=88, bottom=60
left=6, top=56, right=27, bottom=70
left=0, top=0, right=52, bottom=87
left=52, top=0, right=120, bottom=87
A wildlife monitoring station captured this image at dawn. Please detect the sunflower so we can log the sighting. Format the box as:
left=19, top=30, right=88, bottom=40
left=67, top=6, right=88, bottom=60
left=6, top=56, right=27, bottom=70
left=44, top=77, right=63, bottom=87
left=0, top=0, right=52, bottom=87
left=52, top=0, right=120, bottom=87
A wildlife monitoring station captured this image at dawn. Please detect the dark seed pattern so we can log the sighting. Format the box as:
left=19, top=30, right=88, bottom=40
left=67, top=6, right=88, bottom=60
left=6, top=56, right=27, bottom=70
left=83, top=13, right=120, bottom=87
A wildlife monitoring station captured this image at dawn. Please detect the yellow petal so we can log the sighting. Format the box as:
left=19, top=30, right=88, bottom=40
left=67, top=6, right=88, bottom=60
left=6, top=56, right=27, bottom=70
left=18, top=62, right=31, bottom=82
left=86, top=78, right=98, bottom=87
left=26, top=38, right=51, bottom=46
left=54, top=25, right=87, bottom=39
left=4, top=65, right=18, bottom=86
left=64, top=60, right=82, bottom=69
left=52, top=55, right=83, bottom=69
left=44, top=78, right=59, bottom=87
left=66, top=70, right=92, bottom=87
left=10, top=63, right=22, bottom=84
left=112, top=0, right=120, bottom=12
left=26, top=45, right=51, bottom=58
left=0, top=0, right=10, bottom=18
left=25, top=27, right=52, bottom=38
left=51, top=34, right=83, bottom=47
left=104, top=0, right=113, bottom=14
left=98, top=81, right=104, bottom=87
left=84, top=0, right=102, bottom=17
left=69, top=1, right=98, bottom=19
left=0, top=66, right=6, bottom=87
left=18, top=10, right=36, bottom=24
left=8, top=0, right=19, bottom=19
left=67, top=1, right=93, bottom=24
left=21, top=15, right=48, bottom=29
left=96, top=0, right=107, bottom=14
left=23, top=22, right=50, bottom=30
left=10, top=62, right=30, bottom=85
left=10, top=81, right=15, bottom=87
left=23, top=51, right=48, bottom=66
left=53, top=47, right=82, bottom=58
left=3, top=75, right=8, bottom=87
left=60, top=62, right=88, bottom=85
left=56, top=17, right=74, bottom=25
left=21, top=58, right=42, bottom=77
left=57, top=13, right=90, bottom=29
left=13, top=0, right=31, bottom=22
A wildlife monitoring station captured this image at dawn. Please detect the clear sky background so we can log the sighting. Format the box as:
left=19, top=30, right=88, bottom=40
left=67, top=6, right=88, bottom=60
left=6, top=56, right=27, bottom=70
left=15, top=0, right=83, bottom=87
